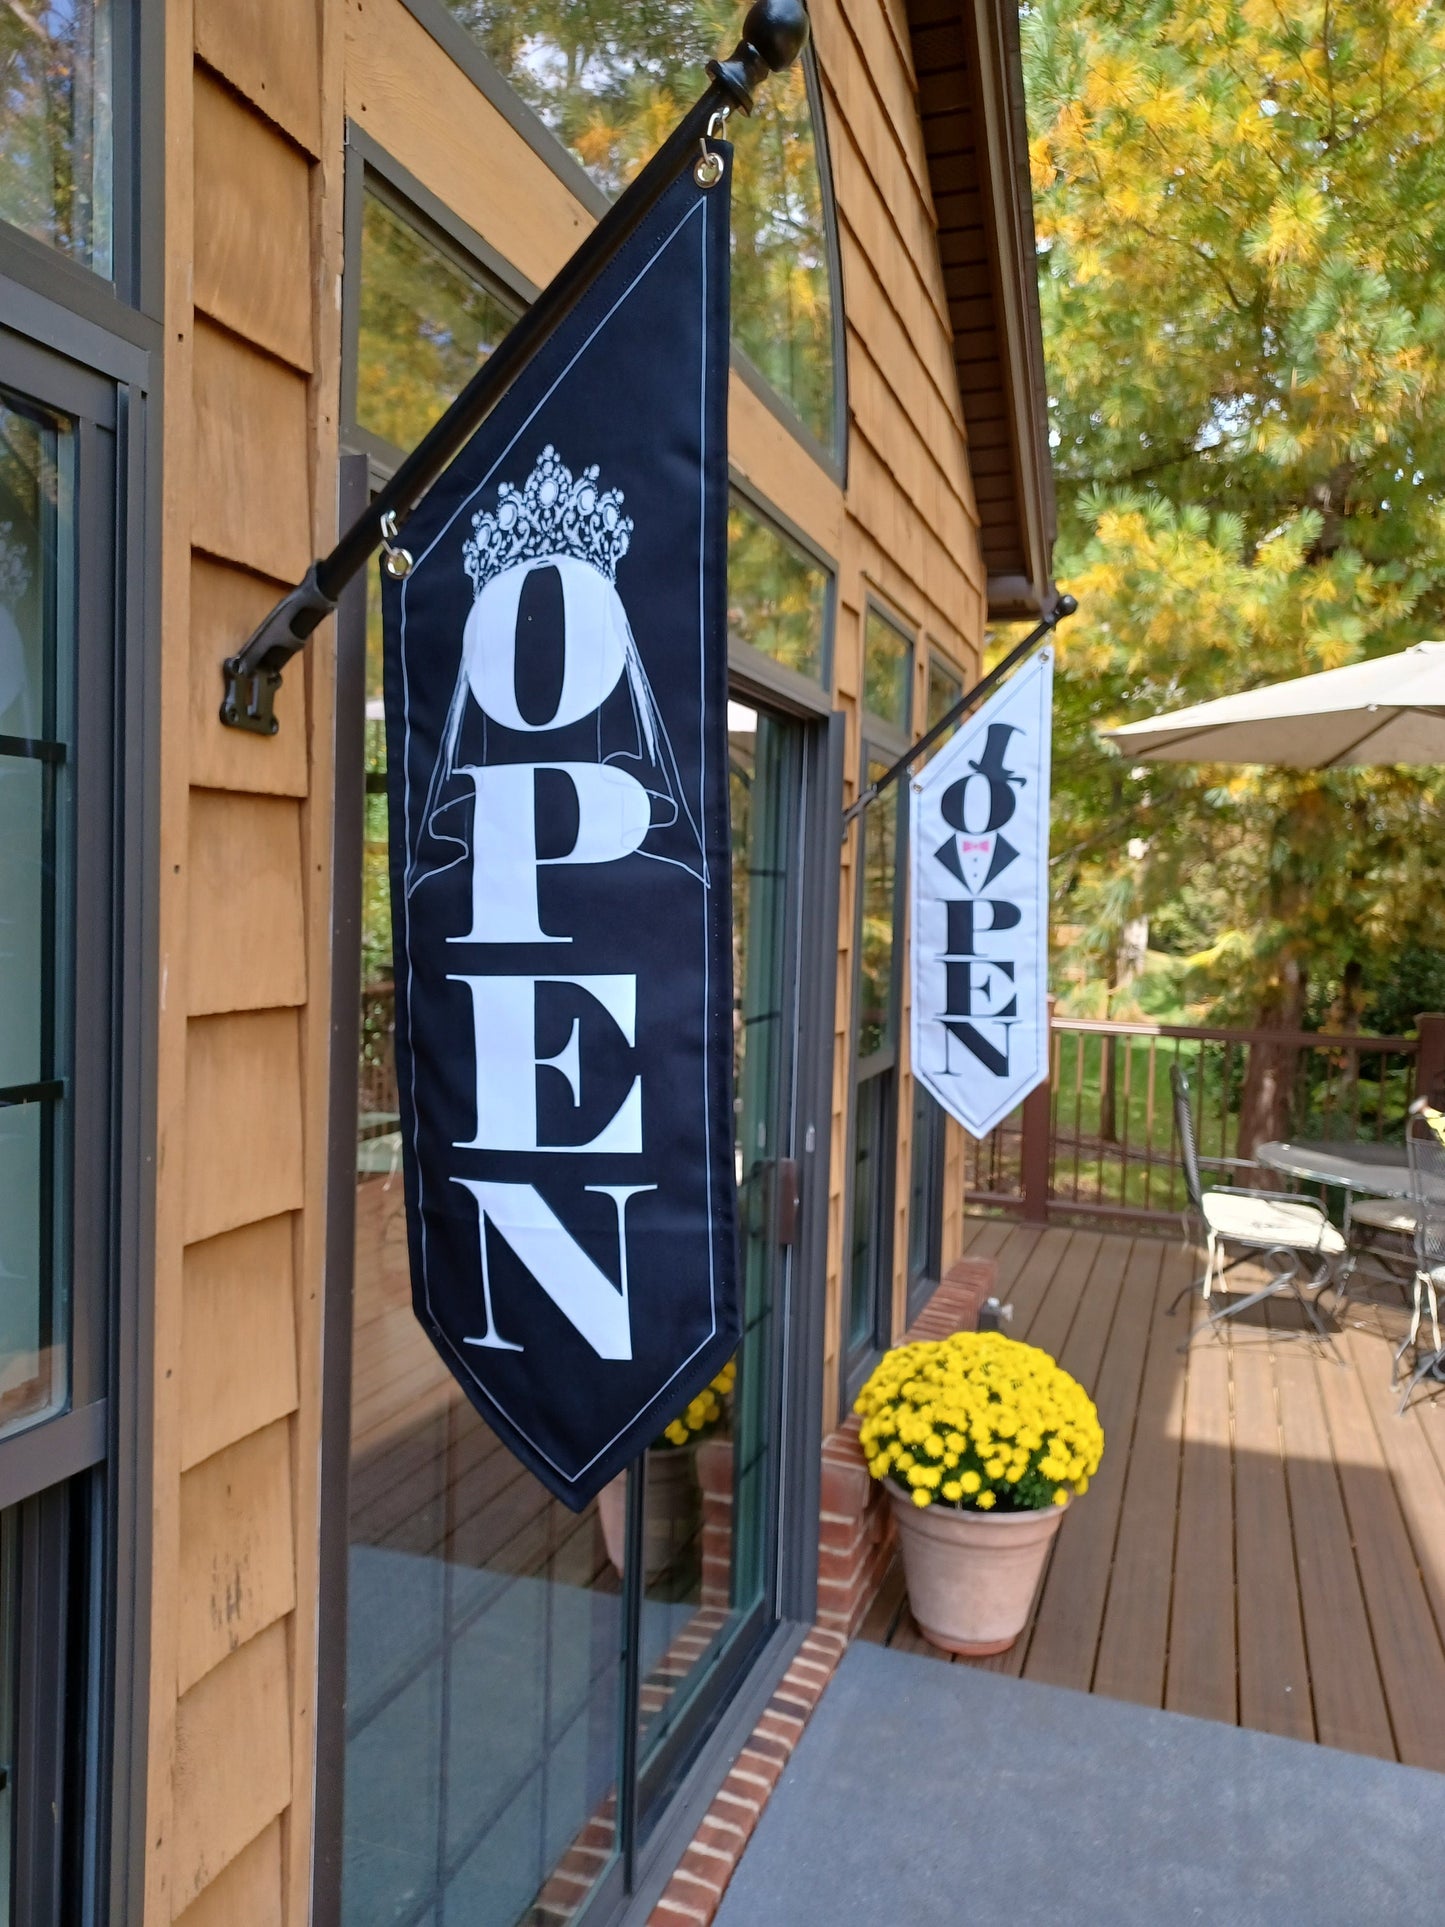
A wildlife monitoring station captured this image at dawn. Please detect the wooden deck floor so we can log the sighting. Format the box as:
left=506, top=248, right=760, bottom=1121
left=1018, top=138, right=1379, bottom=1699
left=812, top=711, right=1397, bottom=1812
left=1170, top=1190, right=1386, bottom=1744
left=861, top=1219, right=1445, bottom=1771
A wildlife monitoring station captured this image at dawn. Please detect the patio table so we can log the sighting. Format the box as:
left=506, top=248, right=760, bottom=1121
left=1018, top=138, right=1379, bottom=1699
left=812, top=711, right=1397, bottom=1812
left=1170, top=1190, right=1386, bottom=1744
left=1256, top=1139, right=1421, bottom=1302
left=1255, top=1138, right=1411, bottom=1202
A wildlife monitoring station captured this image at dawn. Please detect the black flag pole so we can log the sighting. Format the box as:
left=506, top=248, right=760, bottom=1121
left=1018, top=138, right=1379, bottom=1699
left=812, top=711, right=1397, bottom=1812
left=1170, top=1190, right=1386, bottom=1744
left=840, top=591, right=1078, bottom=831
left=219, top=0, right=811, bottom=737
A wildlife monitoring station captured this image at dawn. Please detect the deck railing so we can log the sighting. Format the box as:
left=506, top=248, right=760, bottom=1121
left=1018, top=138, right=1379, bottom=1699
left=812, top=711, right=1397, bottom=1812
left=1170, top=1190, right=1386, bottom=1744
left=965, top=1014, right=1440, bottom=1223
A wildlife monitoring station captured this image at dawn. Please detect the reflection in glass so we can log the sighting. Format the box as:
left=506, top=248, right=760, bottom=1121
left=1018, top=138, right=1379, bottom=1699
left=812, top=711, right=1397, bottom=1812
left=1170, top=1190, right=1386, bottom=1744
left=847, top=1074, right=886, bottom=1351
left=446, top=0, right=837, bottom=448
left=856, top=758, right=900, bottom=1061
left=625, top=703, right=794, bottom=1812
left=0, top=1507, right=12, bottom=1923
left=907, top=1082, right=943, bottom=1302
left=356, top=188, right=520, bottom=455
left=344, top=552, right=623, bottom=1927
left=926, top=654, right=963, bottom=737
left=0, top=0, right=113, bottom=274
left=0, top=395, right=73, bottom=1442
left=727, top=496, right=829, bottom=684
left=863, top=607, right=911, bottom=730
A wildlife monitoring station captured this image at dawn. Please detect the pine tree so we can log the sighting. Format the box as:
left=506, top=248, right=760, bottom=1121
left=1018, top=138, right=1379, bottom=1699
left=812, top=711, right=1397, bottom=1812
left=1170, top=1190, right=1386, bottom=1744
left=1026, top=0, right=1445, bottom=1139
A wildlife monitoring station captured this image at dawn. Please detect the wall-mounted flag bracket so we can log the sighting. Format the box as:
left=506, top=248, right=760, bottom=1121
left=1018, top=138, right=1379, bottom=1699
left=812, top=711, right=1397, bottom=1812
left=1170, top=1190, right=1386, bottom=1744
left=219, top=0, right=811, bottom=737
left=841, top=592, right=1077, bottom=832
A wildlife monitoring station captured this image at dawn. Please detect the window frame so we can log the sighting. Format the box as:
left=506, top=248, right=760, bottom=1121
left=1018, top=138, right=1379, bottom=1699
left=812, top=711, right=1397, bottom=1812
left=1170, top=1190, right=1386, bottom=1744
left=726, top=472, right=837, bottom=708
left=0, top=281, right=156, bottom=1927
left=390, top=0, right=848, bottom=477
left=340, top=125, right=537, bottom=476
left=842, top=599, right=917, bottom=1403
left=0, top=0, right=164, bottom=320
left=925, top=644, right=965, bottom=736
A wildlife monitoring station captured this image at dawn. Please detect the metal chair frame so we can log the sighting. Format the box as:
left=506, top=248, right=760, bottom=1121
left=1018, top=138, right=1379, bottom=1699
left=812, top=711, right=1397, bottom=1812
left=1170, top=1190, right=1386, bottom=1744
left=1395, top=1114, right=1445, bottom=1411
left=1167, top=1063, right=1337, bottom=1353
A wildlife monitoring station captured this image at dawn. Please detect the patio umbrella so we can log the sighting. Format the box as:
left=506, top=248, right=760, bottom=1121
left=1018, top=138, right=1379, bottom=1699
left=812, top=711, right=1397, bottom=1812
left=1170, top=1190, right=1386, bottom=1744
left=1103, top=640, right=1445, bottom=767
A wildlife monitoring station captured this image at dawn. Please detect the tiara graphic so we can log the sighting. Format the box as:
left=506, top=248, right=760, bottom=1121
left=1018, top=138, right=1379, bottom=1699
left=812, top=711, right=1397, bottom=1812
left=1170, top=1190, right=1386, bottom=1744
left=0, top=523, right=29, bottom=606
left=463, top=445, right=633, bottom=595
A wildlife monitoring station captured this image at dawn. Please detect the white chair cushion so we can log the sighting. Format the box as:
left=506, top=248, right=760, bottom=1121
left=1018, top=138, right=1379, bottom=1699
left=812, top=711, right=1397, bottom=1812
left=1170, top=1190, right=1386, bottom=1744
left=1349, top=1196, right=1418, bottom=1235
left=1201, top=1190, right=1346, bottom=1256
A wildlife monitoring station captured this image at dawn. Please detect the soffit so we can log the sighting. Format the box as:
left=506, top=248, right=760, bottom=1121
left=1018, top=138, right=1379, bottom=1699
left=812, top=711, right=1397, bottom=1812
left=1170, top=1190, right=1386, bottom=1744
left=905, top=0, right=1057, bottom=620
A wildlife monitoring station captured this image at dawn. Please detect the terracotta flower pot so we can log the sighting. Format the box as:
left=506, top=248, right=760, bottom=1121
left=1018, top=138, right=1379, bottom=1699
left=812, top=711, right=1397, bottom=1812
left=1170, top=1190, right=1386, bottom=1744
left=889, top=1485, right=1069, bottom=1656
left=597, top=1446, right=701, bottom=1582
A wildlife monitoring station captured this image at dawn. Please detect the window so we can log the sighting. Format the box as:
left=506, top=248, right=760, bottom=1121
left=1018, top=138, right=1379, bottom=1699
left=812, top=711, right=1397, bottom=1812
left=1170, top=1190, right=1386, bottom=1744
left=727, top=493, right=830, bottom=685
left=856, top=754, right=901, bottom=1061
left=438, top=1, right=840, bottom=452
left=926, top=652, right=963, bottom=737
left=0, top=393, right=76, bottom=1443
left=0, top=1, right=114, bottom=276
left=354, top=182, right=520, bottom=456
left=0, top=328, right=121, bottom=1927
left=863, top=605, right=911, bottom=732
left=906, top=1084, right=945, bottom=1321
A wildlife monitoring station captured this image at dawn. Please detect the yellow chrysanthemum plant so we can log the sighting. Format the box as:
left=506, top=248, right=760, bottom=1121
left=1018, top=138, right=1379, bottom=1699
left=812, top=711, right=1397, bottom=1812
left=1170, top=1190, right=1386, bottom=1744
left=854, top=1331, right=1104, bottom=1514
left=658, top=1357, right=737, bottom=1450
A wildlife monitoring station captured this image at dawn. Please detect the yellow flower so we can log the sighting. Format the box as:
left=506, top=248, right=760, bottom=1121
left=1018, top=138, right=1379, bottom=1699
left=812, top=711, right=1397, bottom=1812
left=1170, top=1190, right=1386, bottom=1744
left=976, top=1490, right=997, bottom=1510
left=912, top=1487, right=932, bottom=1507
left=1053, top=1488, right=1070, bottom=1506
left=986, top=1458, right=1005, bottom=1480
left=942, top=1480, right=962, bottom=1502
left=960, top=1470, right=981, bottom=1495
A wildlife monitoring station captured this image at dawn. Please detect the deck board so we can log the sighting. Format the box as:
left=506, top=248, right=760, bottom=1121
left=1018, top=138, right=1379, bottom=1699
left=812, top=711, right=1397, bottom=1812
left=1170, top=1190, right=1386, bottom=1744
left=1230, top=1320, right=1314, bottom=1743
left=1165, top=1289, right=1237, bottom=1725
left=1091, top=1240, right=1191, bottom=1710
left=1023, top=1238, right=1162, bottom=1693
left=869, top=1221, right=1445, bottom=1769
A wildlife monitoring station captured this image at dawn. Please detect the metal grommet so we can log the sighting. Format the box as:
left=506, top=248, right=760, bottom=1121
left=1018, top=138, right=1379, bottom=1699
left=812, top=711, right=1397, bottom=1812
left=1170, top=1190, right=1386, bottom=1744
left=380, top=508, right=414, bottom=579
left=695, top=106, right=730, bottom=188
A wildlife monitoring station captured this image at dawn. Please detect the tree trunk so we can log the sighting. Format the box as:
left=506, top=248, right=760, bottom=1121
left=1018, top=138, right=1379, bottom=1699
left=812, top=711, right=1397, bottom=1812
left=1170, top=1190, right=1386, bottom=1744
left=1237, top=956, right=1306, bottom=1160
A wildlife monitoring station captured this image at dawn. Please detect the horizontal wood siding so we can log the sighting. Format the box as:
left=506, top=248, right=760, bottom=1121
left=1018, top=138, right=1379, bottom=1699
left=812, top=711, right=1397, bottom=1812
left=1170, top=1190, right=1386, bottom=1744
left=815, top=0, right=987, bottom=1425
left=149, top=0, right=339, bottom=1918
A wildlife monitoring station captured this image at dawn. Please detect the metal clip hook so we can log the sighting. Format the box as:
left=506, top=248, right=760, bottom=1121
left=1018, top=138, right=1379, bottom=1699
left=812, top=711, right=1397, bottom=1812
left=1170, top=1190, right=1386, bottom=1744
left=694, top=106, right=730, bottom=189
left=380, top=509, right=414, bottom=580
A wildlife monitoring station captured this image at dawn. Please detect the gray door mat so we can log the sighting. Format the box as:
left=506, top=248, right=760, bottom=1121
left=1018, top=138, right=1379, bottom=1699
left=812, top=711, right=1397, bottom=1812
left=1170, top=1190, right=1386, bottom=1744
left=714, top=1641, right=1445, bottom=1926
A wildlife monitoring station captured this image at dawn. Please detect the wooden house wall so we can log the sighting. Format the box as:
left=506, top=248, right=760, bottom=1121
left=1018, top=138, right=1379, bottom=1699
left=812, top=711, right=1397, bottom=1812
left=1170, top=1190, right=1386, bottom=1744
left=812, top=0, right=985, bottom=1425
left=144, top=0, right=989, bottom=1913
left=149, top=0, right=343, bottom=1918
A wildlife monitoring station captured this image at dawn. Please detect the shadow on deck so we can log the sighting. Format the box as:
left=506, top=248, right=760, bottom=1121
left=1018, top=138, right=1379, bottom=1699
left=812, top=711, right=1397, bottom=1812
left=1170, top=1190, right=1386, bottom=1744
left=859, top=1217, right=1445, bottom=1772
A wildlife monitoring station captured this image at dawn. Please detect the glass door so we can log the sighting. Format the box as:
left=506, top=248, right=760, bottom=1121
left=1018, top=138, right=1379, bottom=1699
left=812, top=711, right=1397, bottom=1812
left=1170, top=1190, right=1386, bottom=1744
left=633, top=697, right=805, bottom=1829
left=337, top=571, right=814, bottom=1921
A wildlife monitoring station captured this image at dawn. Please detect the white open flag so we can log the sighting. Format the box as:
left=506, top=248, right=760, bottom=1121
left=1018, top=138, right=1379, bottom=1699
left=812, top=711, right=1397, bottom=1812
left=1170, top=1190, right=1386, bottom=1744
left=910, top=647, right=1053, bottom=1137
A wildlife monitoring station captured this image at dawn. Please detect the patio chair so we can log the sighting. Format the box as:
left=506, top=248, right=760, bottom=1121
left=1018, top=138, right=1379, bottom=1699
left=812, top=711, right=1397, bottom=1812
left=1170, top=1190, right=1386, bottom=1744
left=1167, top=1062, right=1343, bottom=1350
left=1395, top=1103, right=1445, bottom=1411
left=1336, top=1192, right=1419, bottom=1306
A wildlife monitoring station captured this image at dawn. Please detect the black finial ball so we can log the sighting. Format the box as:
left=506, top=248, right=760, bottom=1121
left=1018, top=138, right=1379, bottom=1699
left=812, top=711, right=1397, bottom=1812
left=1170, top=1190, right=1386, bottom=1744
left=744, top=0, right=810, bottom=71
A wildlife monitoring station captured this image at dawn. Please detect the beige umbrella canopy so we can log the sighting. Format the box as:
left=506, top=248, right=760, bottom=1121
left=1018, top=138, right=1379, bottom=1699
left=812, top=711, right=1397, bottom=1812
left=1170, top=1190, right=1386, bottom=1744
left=1103, top=641, right=1445, bottom=767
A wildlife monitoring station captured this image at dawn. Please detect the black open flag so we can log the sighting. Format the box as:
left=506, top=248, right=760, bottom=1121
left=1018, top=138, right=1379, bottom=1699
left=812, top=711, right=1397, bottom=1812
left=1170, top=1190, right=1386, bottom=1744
left=381, top=147, right=740, bottom=1509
